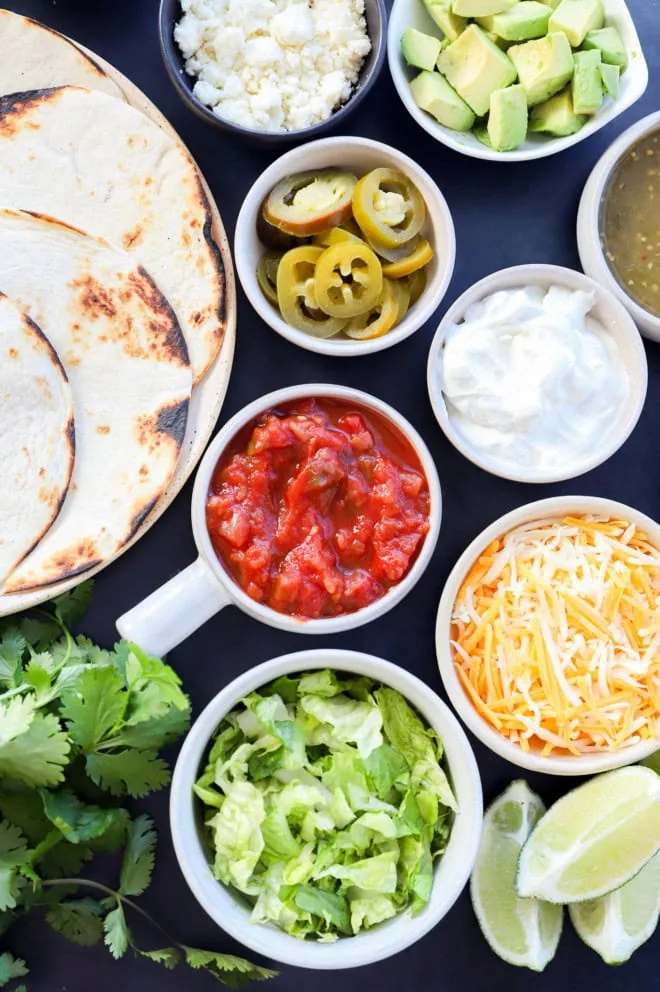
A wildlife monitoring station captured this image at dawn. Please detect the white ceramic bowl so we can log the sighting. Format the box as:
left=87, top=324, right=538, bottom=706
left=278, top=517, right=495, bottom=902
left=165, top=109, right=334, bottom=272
left=426, top=264, right=648, bottom=484
left=234, top=136, right=456, bottom=356
left=578, top=111, right=660, bottom=341
left=436, top=495, right=660, bottom=776
left=387, top=0, right=648, bottom=162
left=117, top=384, right=442, bottom=657
left=170, top=648, right=483, bottom=969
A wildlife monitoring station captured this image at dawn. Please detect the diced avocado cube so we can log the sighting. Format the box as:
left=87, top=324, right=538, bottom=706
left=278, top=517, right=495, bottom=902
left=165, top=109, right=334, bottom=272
left=477, top=2, right=552, bottom=42
left=548, top=0, right=605, bottom=47
left=599, top=61, right=620, bottom=98
left=538, top=0, right=562, bottom=7
left=509, top=32, right=574, bottom=106
left=529, top=87, right=587, bottom=135
left=436, top=25, right=517, bottom=116
left=402, top=28, right=443, bottom=71
left=473, top=122, right=493, bottom=146
left=484, top=29, right=511, bottom=50
left=409, top=70, right=477, bottom=130
left=488, top=84, right=529, bottom=150
left=572, top=49, right=603, bottom=114
left=583, top=26, right=628, bottom=69
left=423, top=0, right=467, bottom=41
left=452, top=0, right=517, bottom=14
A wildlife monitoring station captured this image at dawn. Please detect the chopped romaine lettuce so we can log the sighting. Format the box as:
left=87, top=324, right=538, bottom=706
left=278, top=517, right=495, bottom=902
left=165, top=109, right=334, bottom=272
left=195, top=670, right=457, bottom=940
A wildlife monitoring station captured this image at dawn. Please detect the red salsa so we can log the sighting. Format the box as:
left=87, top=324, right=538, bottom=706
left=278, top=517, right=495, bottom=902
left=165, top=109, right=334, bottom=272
left=206, top=398, right=431, bottom=619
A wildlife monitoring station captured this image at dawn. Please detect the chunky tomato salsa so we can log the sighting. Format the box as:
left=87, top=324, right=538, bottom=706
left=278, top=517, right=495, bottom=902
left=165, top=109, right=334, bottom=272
left=206, top=398, right=431, bottom=619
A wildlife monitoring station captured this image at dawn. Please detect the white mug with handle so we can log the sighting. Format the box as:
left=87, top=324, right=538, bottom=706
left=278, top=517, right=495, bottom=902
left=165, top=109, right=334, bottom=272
left=116, top=383, right=442, bottom=657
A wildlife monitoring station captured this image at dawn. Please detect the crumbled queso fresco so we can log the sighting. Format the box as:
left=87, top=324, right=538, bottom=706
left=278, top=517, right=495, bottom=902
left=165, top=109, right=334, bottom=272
left=174, top=0, right=372, bottom=132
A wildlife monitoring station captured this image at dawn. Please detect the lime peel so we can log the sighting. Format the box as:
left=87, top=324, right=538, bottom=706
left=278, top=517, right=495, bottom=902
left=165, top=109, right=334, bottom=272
left=470, top=780, right=562, bottom=972
left=517, top=767, right=660, bottom=904
left=570, top=850, right=660, bottom=964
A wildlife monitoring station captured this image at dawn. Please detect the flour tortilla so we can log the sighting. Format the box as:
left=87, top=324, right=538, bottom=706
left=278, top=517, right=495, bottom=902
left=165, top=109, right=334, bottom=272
left=0, top=294, right=75, bottom=584
left=0, top=210, right=192, bottom=593
left=0, top=85, right=226, bottom=385
left=0, top=9, right=124, bottom=100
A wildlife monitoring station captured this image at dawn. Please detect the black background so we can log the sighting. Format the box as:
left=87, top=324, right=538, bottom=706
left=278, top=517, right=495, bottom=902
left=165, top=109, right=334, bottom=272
left=3, top=0, right=660, bottom=989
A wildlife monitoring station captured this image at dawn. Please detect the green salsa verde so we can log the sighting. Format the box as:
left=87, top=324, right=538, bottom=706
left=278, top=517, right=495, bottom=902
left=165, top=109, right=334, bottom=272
left=601, top=128, right=660, bottom=318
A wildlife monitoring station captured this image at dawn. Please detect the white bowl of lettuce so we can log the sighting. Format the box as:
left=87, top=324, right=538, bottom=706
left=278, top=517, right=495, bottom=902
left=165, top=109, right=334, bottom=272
left=388, top=0, right=648, bottom=161
left=170, top=649, right=482, bottom=969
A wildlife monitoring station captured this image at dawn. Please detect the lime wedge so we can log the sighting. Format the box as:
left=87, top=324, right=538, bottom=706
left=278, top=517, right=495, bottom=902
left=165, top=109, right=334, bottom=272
left=517, top=767, right=660, bottom=904
left=570, top=850, right=660, bottom=963
left=641, top=750, right=660, bottom=775
left=470, top=780, right=562, bottom=971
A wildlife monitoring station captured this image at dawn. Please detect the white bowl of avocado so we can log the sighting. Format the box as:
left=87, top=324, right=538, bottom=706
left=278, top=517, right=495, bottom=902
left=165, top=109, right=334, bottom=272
left=388, top=0, right=648, bottom=160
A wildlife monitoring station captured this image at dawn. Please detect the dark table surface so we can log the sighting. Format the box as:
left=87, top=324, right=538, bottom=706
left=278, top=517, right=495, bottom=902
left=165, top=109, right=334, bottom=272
left=4, top=0, right=660, bottom=989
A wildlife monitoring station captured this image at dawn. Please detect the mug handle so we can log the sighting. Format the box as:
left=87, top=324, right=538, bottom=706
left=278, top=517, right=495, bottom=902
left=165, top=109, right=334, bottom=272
left=115, top=557, right=231, bottom=657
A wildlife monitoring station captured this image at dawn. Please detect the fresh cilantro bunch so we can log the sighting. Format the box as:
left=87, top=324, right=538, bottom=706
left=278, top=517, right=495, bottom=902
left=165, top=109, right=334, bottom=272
left=0, top=582, right=275, bottom=990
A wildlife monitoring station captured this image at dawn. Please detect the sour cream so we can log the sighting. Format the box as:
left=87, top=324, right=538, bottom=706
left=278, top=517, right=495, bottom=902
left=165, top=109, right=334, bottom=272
left=438, top=285, right=629, bottom=473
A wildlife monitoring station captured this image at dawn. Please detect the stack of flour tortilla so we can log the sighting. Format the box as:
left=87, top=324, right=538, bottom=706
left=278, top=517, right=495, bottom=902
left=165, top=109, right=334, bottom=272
left=0, top=10, right=227, bottom=594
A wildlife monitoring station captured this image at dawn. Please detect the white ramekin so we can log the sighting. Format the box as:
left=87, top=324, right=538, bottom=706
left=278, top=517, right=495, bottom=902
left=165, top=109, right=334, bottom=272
left=426, top=264, right=648, bottom=484
left=436, top=495, right=660, bottom=776
left=388, top=0, right=648, bottom=162
left=116, top=384, right=442, bottom=656
left=578, top=110, right=660, bottom=341
left=170, top=648, right=483, bottom=969
left=234, top=136, right=456, bottom=356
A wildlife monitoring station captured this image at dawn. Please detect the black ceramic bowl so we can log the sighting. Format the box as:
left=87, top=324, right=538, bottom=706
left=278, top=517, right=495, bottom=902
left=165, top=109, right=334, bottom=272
left=159, top=0, right=387, bottom=145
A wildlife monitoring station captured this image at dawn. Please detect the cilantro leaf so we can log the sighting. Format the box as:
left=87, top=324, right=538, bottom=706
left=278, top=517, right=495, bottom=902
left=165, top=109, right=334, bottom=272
left=0, top=868, right=24, bottom=911
left=105, top=704, right=191, bottom=751
left=124, top=645, right=188, bottom=711
left=39, top=839, right=94, bottom=879
left=0, top=822, right=29, bottom=868
left=119, top=815, right=156, bottom=897
left=51, top=581, right=94, bottom=628
left=16, top=617, right=60, bottom=650
left=0, top=712, right=70, bottom=787
left=104, top=902, right=131, bottom=959
left=137, top=947, right=180, bottom=970
left=183, top=947, right=277, bottom=988
left=24, top=659, right=52, bottom=700
left=46, top=897, right=104, bottom=946
left=40, top=789, right=120, bottom=844
left=0, top=791, right=51, bottom=846
left=0, top=951, right=27, bottom=988
left=0, top=698, right=35, bottom=747
left=86, top=750, right=170, bottom=798
left=87, top=808, right=130, bottom=853
left=60, top=668, right=126, bottom=752
left=0, top=629, right=26, bottom=686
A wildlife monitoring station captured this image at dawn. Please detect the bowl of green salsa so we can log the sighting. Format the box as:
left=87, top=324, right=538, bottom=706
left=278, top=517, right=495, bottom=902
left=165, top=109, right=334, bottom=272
left=578, top=110, right=660, bottom=340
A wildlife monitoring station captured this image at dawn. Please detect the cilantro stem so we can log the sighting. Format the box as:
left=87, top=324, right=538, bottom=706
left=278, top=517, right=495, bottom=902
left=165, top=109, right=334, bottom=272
left=41, top=879, right=180, bottom=947
left=29, top=829, right=63, bottom=865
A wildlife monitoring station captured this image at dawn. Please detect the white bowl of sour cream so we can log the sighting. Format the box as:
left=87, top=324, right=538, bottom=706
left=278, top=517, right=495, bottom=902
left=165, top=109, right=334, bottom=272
left=427, top=265, right=647, bottom=484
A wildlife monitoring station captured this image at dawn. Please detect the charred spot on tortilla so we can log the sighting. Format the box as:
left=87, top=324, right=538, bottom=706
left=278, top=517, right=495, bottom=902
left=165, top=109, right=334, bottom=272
left=23, top=16, right=111, bottom=80
left=156, top=399, right=188, bottom=447
left=122, top=224, right=144, bottom=250
left=21, top=208, right=99, bottom=242
left=0, top=87, right=64, bottom=134
left=96, top=424, right=111, bottom=435
left=8, top=346, right=17, bottom=358
left=125, top=496, right=159, bottom=545
left=129, top=266, right=189, bottom=367
left=24, top=312, right=70, bottom=383
left=198, top=174, right=226, bottom=332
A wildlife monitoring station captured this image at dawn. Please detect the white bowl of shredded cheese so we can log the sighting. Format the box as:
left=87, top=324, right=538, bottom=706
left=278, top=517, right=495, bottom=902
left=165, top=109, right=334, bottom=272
left=427, top=264, right=647, bottom=484
left=160, top=0, right=386, bottom=139
left=436, top=495, right=660, bottom=776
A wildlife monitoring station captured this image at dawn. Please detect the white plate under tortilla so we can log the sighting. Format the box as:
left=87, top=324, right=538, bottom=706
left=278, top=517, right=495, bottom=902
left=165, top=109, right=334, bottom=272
left=0, top=39, right=236, bottom=618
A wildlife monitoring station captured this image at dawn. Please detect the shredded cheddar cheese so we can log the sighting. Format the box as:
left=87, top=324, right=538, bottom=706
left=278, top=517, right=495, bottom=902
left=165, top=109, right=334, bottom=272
left=451, top=515, right=660, bottom=756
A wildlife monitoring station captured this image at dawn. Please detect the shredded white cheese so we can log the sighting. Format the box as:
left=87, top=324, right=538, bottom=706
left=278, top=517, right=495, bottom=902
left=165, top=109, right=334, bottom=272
left=174, top=0, right=372, bottom=132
